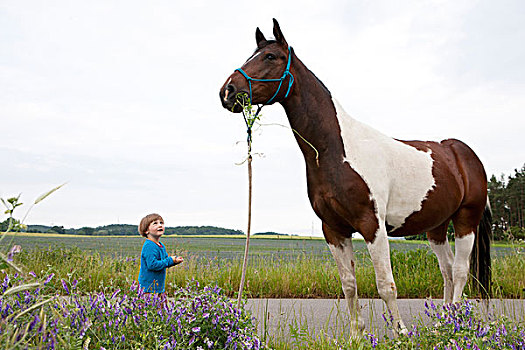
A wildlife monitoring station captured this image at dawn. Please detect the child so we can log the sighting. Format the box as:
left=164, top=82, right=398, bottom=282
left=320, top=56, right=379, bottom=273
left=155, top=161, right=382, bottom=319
left=137, top=213, right=183, bottom=293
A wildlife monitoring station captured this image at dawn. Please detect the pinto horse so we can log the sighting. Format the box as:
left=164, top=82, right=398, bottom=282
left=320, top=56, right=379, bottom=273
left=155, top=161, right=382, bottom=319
left=220, top=19, right=491, bottom=336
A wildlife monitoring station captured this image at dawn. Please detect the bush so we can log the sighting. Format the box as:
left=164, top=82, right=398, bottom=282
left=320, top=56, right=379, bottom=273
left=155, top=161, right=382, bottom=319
left=0, top=273, right=263, bottom=349
left=508, top=226, right=525, bottom=241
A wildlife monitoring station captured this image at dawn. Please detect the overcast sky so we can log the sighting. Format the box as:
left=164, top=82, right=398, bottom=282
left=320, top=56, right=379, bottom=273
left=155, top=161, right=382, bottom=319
left=1, top=0, right=524, bottom=236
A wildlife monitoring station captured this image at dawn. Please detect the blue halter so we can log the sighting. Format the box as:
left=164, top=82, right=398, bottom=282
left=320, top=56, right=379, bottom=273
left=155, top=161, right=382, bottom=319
left=235, top=46, right=295, bottom=106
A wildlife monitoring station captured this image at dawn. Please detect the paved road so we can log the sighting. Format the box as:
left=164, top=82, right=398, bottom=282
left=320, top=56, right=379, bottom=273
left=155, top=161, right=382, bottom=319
left=245, top=298, right=525, bottom=340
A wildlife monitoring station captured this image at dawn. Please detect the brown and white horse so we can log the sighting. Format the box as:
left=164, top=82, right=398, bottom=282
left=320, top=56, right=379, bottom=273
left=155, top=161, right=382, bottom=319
left=220, top=19, right=491, bottom=336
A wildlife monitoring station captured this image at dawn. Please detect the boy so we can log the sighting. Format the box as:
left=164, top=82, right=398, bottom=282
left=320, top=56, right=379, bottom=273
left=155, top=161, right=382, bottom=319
left=137, top=213, right=183, bottom=293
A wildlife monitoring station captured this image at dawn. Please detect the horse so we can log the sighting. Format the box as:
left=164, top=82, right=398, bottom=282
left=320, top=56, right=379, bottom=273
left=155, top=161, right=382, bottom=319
left=219, top=19, right=492, bottom=336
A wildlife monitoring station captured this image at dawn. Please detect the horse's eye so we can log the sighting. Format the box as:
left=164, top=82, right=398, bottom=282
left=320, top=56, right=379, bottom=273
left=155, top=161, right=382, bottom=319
left=265, top=53, right=276, bottom=60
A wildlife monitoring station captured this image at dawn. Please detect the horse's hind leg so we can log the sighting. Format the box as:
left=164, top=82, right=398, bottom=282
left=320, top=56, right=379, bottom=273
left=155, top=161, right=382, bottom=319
left=325, top=225, right=364, bottom=337
left=451, top=208, right=477, bottom=303
left=427, top=223, right=454, bottom=303
left=366, top=224, right=407, bottom=335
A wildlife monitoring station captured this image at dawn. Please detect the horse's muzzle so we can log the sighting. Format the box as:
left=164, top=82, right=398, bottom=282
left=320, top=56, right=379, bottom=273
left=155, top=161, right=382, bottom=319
left=219, top=81, right=244, bottom=113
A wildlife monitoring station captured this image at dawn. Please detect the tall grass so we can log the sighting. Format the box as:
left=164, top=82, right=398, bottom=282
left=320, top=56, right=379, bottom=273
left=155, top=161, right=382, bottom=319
left=13, top=247, right=525, bottom=299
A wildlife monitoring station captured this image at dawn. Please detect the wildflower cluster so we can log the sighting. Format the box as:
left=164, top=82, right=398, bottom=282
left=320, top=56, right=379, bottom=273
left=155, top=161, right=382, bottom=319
left=378, top=299, right=525, bottom=350
left=0, top=272, right=262, bottom=349
left=418, top=299, right=525, bottom=350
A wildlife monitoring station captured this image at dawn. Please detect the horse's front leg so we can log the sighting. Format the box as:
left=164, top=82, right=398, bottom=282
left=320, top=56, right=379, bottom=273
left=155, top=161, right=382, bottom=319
left=324, top=223, right=364, bottom=337
left=366, top=222, right=408, bottom=336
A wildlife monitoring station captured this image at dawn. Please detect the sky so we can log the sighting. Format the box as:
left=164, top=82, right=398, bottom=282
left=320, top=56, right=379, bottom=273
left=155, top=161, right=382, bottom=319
left=1, top=0, right=524, bottom=237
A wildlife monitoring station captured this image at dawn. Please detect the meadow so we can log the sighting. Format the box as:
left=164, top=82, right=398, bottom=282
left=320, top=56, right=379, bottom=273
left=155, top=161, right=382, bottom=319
left=5, top=233, right=524, bottom=299
left=2, top=233, right=525, bottom=349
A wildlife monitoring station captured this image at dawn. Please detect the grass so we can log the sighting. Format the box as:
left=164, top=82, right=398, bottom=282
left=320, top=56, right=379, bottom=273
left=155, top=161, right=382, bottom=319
left=3, top=235, right=525, bottom=349
left=11, top=244, right=525, bottom=299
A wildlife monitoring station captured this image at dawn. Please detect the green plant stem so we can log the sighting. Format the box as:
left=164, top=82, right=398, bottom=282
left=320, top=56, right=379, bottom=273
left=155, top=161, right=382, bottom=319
left=238, top=154, right=253, bottom=308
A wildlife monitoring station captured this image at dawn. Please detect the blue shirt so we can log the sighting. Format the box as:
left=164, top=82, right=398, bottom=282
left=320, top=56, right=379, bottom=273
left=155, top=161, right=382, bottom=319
left=138, top=240, right=175, bottom=293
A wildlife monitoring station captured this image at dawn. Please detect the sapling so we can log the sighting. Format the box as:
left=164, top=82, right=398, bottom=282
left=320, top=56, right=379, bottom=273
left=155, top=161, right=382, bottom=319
left=233, top=92, right=260, bottom=308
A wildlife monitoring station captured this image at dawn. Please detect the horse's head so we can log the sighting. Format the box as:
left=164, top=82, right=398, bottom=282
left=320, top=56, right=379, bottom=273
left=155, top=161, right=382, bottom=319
left=220, top=19, right=294, bottom=113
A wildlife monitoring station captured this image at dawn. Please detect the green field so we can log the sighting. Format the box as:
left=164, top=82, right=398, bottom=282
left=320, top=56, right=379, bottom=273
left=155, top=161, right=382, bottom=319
left=3, top=233, right=518, bottom=261
left=3, top=233, right=525, bottom=349
left=4, top=233, right=524, bottom=300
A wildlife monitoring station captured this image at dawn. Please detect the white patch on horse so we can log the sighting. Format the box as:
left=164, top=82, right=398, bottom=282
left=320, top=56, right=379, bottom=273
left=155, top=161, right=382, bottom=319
left=224, top=78, right=232, bottom=101
left=327, top=238, right=364, bottom=334
left=243, top=52, right=261, bottom=66
left=366, top=223, right=407, bottom=334
left=332, top=99, right=435, bottom=230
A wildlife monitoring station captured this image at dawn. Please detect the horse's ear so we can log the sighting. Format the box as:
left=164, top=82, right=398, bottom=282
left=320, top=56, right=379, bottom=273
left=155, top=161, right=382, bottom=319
left=272, top=18, right=288, bottom=46
left=256, top=27, right=266, bottom=48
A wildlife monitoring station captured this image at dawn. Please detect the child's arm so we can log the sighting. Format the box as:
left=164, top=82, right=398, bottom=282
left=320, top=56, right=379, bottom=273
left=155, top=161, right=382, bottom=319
left=144, top=246, right=174, bottom=271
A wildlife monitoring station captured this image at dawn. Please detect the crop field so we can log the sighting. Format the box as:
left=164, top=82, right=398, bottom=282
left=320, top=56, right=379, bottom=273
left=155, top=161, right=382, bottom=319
left=4, top=233, right=524, bottom=300
left=3, top=233, right=518, bottom=260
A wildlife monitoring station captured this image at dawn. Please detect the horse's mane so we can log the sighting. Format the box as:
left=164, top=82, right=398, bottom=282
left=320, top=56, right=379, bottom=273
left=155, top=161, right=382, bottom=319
left=307, top=67, right=331, bottom=97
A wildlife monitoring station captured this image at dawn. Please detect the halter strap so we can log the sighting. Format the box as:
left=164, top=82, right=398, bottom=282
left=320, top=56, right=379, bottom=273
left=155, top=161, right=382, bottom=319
left=235, top=46, right=295, bottom=105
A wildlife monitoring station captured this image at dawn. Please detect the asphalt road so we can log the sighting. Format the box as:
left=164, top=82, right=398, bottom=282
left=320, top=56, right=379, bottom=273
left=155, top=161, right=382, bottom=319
left=245, top=298, right=525, bottom=340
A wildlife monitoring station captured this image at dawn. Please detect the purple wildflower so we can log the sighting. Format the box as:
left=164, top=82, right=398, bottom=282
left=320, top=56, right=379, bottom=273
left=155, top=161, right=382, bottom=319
left=366, top=333, right=378, bottom=348
left=110, top=289, right=121, bottom=299
left=189, top=335, right=196, bottom=346
left=44, top=273, right=55, bottom=285
left=61, top=279, right=69, bottom=294
left=7, top=245, right=22, bottom=261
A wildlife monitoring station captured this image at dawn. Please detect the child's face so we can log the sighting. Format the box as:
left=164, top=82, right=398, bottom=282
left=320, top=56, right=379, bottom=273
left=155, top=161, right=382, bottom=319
left=146, top=219, right=165, bottom=239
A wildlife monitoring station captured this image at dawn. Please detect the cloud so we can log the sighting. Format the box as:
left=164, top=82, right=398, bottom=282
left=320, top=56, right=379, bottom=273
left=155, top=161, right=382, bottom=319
left=1, top=0, right=523, bottom=236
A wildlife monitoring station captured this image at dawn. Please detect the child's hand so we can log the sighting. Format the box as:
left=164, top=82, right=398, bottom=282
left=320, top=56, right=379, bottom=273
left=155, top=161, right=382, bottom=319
left=172, top=256, right=184, bottom=265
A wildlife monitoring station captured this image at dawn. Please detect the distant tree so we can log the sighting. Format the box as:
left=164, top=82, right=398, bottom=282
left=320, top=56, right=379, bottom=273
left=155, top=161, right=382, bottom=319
left=26, top=225, right=51, bottom=233
left=78, top=227, right=95, bottom=235
left=405, top=232, right=426, bottom=241
left=1, top=218, right=27, bottom=232
left=488, top=164, right=525, bottom=240
left=0, top=219, right=9, bottom=231
left=506, top=165, right=525, bottom=229
left=49, top=226, right=66, bottom=234
left=488, top=174, right=507, bottom=238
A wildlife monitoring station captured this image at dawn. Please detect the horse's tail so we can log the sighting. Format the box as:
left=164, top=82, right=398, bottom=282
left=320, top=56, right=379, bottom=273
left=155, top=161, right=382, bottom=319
left=470, top=198, right=492, bottom=298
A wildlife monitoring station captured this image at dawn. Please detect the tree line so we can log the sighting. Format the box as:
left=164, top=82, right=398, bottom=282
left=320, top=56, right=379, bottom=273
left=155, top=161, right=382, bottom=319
left=488, top=164, right=524, bottom=240
left=0, top=222, right=244, bottom=236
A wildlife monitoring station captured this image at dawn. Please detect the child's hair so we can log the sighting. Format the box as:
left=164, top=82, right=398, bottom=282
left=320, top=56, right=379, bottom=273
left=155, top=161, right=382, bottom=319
left=138, top=213, right=163, bottom=237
